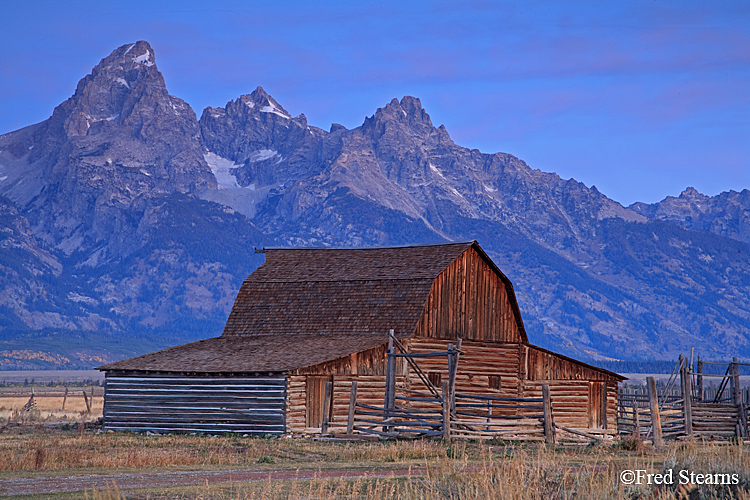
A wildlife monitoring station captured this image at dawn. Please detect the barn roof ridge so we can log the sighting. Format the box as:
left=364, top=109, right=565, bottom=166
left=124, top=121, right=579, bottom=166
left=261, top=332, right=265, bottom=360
left=258, top=240, right=475, bottom=252
left=246, top=277, right=436, bottom=283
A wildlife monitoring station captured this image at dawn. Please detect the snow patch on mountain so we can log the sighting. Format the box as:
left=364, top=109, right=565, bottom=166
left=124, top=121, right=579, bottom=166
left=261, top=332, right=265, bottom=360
left=133, top=51, right=154, bottom=67
left=204, top=152, right=241, bottom=189
left=261, top=103, right=289, bottom=119
left=429, top=163, right=444, bottom=178
left=249, top=149, right=279, bottom=162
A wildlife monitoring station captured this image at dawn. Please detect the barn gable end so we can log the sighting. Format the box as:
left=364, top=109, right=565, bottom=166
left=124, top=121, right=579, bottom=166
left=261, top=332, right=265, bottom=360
left=414, top=245, right=526, bottom=343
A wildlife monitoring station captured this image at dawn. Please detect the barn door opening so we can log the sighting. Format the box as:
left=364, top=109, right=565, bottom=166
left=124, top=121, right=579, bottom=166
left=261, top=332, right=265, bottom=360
left=306, top=376, right=332, bottom=428
left=588, top=381, right=604, bottom=429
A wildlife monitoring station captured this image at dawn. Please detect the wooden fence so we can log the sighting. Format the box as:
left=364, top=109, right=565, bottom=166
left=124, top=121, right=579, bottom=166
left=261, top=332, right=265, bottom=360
left=618, top=355, right=750, bottom=442
left=342, top=380, right=552, bottom=442
left=324, top=331, right=592, bottom=443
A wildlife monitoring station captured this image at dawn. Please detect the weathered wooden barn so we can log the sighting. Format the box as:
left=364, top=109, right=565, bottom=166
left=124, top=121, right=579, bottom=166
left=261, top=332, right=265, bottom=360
left=98, top=241, right=624, bottom=436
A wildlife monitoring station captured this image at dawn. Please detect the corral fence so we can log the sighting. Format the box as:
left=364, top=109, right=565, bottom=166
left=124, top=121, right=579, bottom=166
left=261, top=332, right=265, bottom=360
left=345, top=384, right=551, bottom=442
left=618, top=353, right=749, bottom=443
left=321, top=331, right=607, bottom=444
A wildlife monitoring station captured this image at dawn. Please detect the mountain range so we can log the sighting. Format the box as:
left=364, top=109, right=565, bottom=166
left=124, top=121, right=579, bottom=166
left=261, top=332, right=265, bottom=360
left=1, top=41, right=748, bottom=369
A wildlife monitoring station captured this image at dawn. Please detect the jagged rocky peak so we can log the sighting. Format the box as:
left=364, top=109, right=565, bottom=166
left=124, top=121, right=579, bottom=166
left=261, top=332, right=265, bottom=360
left=48, top=40, right=177, bottom=139
left=630, top=186, right=710, bottom=218
left=373, top=96, right=432, bottom=126
left=238, top=86, right=292, bottom=119
left=199, top=86, right=322, bottom=167
left=203, top=87, right=297, bottom=126
left=678, top=186, right=709, bottom=201
left=362, top=96, right=451, bottom=144
left=8, top=40, right=216, bottom=255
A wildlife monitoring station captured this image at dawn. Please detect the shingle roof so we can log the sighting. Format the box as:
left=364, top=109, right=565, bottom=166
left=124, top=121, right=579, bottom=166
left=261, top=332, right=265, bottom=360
left=98, top=241, right=517, bottom=373
left=222, top=242, right=473, bottom=338
left=98, top=334, right=387, bottom=373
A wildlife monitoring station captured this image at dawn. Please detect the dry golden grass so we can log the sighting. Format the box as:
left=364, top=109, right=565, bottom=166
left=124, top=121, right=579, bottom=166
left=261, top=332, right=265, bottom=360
left=0, top=386, right=103, bottom=421
left=80, top=441, right=750, bottom=500
left=0, top=430, right=446, bottom=472
left=2, top=428, right=749, bottom=499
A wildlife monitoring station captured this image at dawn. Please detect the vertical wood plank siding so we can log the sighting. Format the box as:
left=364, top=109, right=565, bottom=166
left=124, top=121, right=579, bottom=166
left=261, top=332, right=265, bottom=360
left=526, top=346, right=611, bottom=381
left=414, top=247, right=522, bottom=343
left=103, top=372, right=286, bottom=435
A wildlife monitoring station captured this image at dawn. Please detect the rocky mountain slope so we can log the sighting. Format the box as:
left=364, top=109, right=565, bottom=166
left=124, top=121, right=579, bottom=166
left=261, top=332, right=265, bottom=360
left=630, top=187, right=750, bottom=245
left=0, top=41, right=748, bottom=367
left=197, top=92, right=750, bottom=360
left=0, top=42, right=266, bottom=368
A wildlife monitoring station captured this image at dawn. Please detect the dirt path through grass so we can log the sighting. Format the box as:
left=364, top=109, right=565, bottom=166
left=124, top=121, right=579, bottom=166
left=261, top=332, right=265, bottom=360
left=0, top=466, right=428, bottom=496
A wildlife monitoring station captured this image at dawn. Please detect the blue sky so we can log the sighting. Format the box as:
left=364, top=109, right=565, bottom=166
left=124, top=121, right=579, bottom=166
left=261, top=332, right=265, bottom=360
left=1, top=0, right=748, bottom=205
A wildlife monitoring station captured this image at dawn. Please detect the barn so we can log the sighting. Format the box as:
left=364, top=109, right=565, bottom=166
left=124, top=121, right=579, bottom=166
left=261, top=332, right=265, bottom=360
left=98, top=241, right=624, bottom=436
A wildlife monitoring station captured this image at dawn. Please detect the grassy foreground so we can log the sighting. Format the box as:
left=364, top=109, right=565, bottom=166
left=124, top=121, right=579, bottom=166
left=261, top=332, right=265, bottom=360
left=3, top=427, right=750, bottom=499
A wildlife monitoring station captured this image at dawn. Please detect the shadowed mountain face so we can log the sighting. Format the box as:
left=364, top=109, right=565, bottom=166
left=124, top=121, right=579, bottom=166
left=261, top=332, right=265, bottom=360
left=0, top=41, right=748, bottom=368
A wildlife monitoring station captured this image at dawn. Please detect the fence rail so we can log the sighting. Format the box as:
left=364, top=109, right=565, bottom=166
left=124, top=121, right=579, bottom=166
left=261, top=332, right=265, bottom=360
left=617, top=355, right=750, bottom=442
left=348, top=386, right=550, bottom=442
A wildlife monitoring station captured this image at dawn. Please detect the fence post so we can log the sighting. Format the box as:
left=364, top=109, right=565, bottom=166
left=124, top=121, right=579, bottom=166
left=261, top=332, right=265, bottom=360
left=82, top=390, right=91, bottom=414
left=442, top=380, right=451, bottom=442
left=697, top=356, right=703, bottom=402
left=680, top=360, right=693, bottom=436
left=449, top=339, right=461, bottom=415
left=486, top=401, right=492, bottom=431
left=647, top=377, right=663, bottom=446
left=732, top=357, right=747, bottom=438
left=61, top=387, right=68, bottom=411
left=633, top=401, right=641, bottom=437
left=542, top=384, right=555, bottom=444
left=321, top=380, right=333, bottom=434
left=384, top=331, right=395, bottom=433
left=447, top=342, right=458, bottom=415
left=347, top=381, right=358, bottom=435
left=602, top=382, right=608, bottom=430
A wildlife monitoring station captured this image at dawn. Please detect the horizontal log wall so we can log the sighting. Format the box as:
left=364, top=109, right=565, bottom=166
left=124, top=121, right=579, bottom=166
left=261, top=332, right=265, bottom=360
left=520, top=380, right=617, bottom=431
left=287, top=342, right=399, bottom=434
left=285, top=339, right=621, bottom=435
left=413, top=247, right=523, bottom=343
left=406, top=339, right=618, bottom=430
left=103, top=372, right=286, bottom=435
left=406, top=339, right=521, bottom=411
left=691, top=403, right=741, bottom=439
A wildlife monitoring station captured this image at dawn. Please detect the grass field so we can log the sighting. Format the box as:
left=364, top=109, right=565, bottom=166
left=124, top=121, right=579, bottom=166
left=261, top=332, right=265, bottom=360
left=0, top=384, right=749, bottom=499
left=0, top=385, right=103, bottom=423
left=0, top=425, right=748, bottom=500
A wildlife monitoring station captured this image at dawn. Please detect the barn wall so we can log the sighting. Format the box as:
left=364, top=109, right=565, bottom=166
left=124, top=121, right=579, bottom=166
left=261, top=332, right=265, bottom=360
left=286, top=338, right=620, bottom=433
left=287, top=343, right=394, bottom=434
left=522, top=346, right=620, bottom=429
left=103, top=372, right=286, bottom=435
left=287, top=374, right=406, bottom=434
left=407, top=339, right=620, bottom=430
left=414, top=247, right=523, bottom=343
left=405, top=338, right=521, bottom=401
left=525, top=346, right=613, bottom=382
